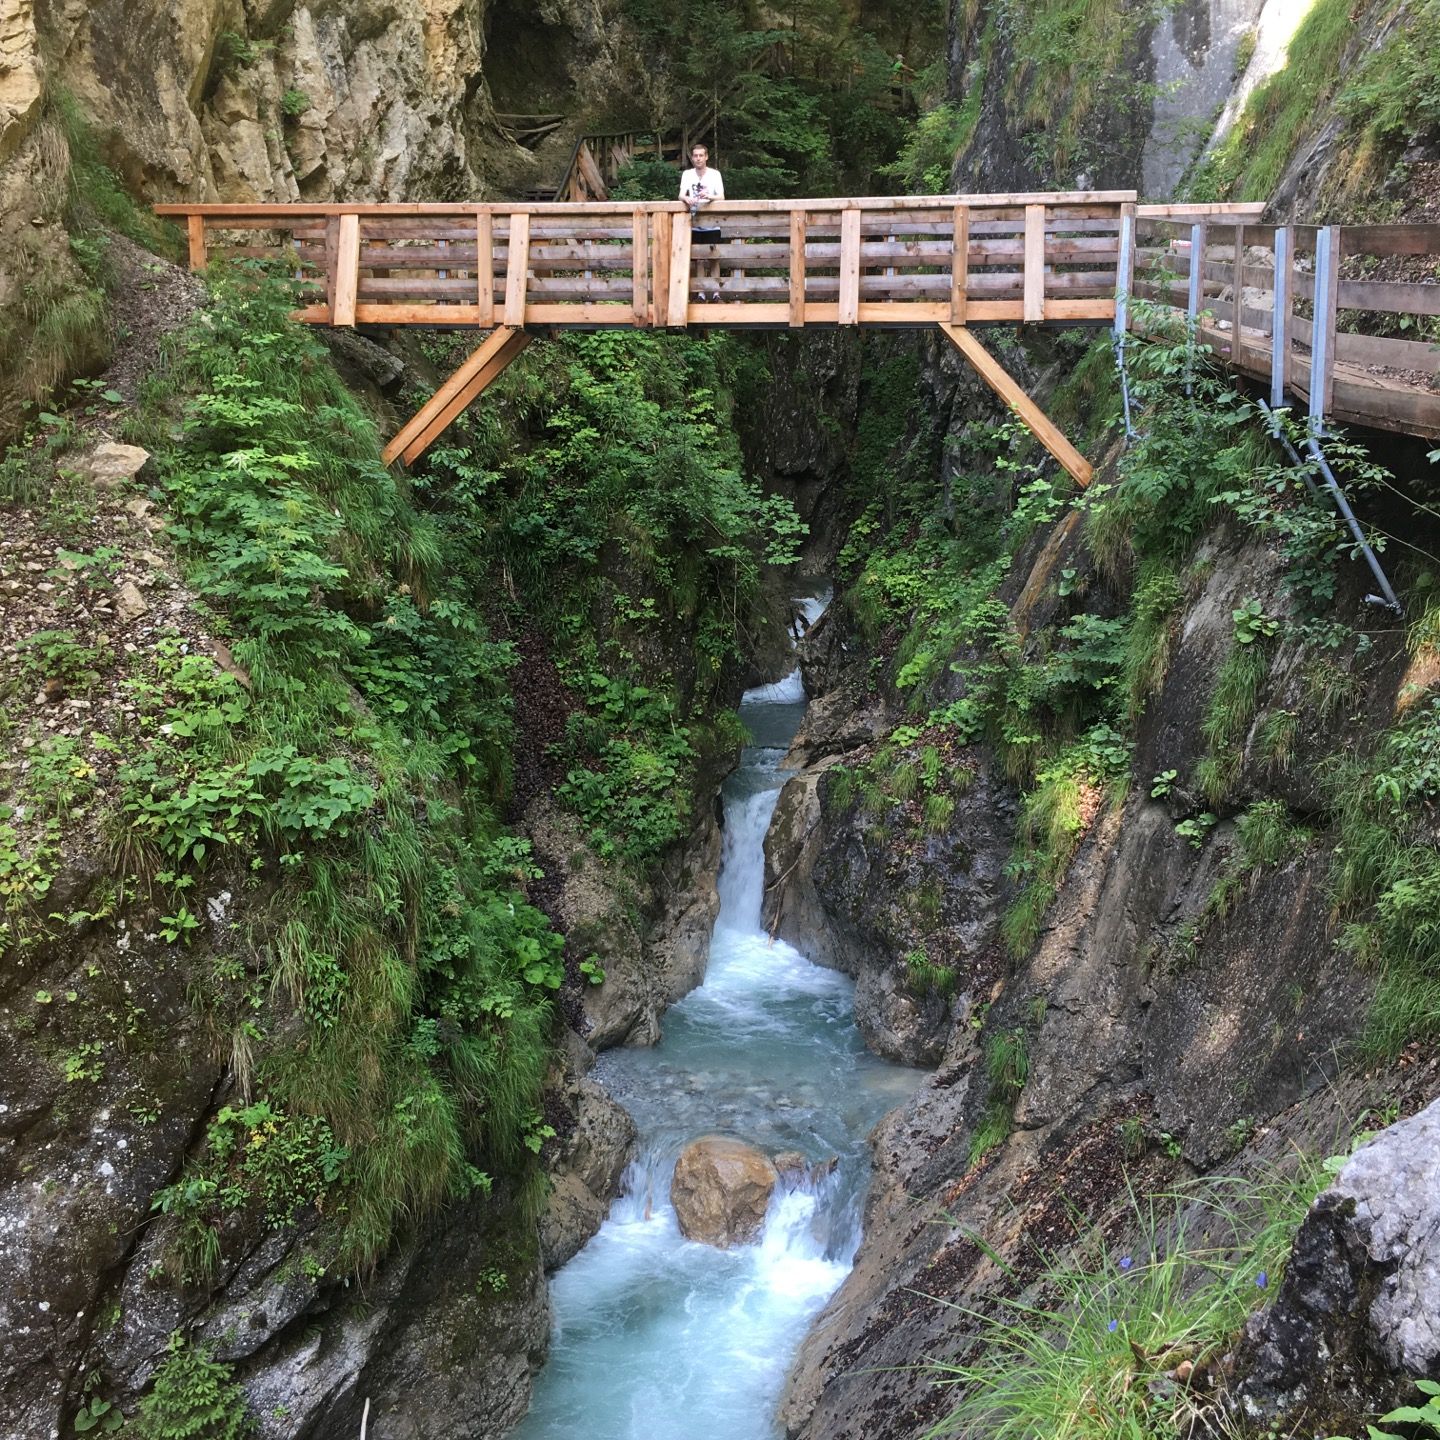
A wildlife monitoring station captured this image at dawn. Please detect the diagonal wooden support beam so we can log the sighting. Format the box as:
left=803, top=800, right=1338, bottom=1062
left=939, top=322, right=1093, bottom=488
left=381, top=326, right=532, bottom=467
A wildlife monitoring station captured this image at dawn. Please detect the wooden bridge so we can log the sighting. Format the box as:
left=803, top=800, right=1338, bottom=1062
left=154, top=193, right=1439, bottom=471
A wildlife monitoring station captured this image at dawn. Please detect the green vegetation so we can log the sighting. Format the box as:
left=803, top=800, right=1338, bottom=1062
left=1337, top=1382, right=1440, bottom=1440
left=1, top=88, right=179, bottom=438
left=612, top=0, right=946, bottom=195
left=968, top=1026, right=1031, bottom=1167
left=5, top=255, right=798, bottom=1293
left=1188, top=0, right=1357, bottom=199
left=929, top=1164, right=1327, bottom=1438
left=130, top=1336, right=252, bottom=1439
left=1331, top=681, right=1440, bottom=1056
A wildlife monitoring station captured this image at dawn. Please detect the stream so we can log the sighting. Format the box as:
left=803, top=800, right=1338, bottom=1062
left=514, top=597, right=922, bottom=1440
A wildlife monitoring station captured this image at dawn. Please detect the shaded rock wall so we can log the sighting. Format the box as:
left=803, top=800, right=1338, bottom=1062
left=775, top=501, right=1420, bottom=1440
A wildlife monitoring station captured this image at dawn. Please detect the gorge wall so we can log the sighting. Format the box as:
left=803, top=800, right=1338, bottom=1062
left=3, top=0, right=1440, bottom=1436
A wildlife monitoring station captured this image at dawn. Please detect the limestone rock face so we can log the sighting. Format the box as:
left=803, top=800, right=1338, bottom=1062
left=541, top=1075, right=638, bottom=1272
left=670, top=1138, right=778, bottom=1248
left=1234, top=1098, right=1440, bottom=1426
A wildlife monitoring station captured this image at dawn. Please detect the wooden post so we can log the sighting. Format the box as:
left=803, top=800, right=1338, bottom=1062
left=939, top=323, right=1093, bottom=488
left=789, top=209, right=807, bottom=328
left=652, top=210, right=672, bottom=327
left=838, top=208, right=861, bottom=326
left=382, top=327, right=532, bottom=466
left=1271, top=225, right=1292, bottom=408
left=667, top=210, right=692, bottom=327
left=187, top=214, right=208, bottom=272
left=477, top=212, right=494, bottom=327
left=632, top=210, right=650, bottom=328
left=950, top=204, right=969, bottom=325
left=333, top=212, right=360, bottom=328
left=503, top=212, right=530, bottom=327
left=1023, top=203, right=1045, bottom=323
left=1231, top=222, right=1246, bottom=365
left=324, top=217, right=340, bottom=321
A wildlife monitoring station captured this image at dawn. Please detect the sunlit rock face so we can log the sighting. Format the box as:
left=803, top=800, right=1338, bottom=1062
left=36, top=0, right=493, bottom=203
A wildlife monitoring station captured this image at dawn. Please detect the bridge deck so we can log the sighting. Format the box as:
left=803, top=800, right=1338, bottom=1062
left=153, top=195, right=1440, bottom=463
left=156, top=192, right=1236, bottom=333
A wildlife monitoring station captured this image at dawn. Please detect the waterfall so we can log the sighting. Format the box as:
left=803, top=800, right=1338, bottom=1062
left=515, top=590, right=919, bottom=1439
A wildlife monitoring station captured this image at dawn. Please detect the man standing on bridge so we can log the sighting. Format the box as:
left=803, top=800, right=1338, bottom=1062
left=679, top=142, right=724, bottom=302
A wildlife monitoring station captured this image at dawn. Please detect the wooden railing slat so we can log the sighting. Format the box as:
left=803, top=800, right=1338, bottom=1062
left=838, top=208, right=861, bottom=325
left=950, top=205, right=969, bottom=325
left=333, top=213, right=361, bottom=327
left=789, top=210, right=807, bottom=328
left=477, top=212, right=494, bottom=326
left=1023, top=204, right=1045, bottom=323
left=503, top=212, right=530, bottom=326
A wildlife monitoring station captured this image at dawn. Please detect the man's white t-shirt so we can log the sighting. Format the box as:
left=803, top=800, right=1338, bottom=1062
left=679, top=167, right=725, bottom=204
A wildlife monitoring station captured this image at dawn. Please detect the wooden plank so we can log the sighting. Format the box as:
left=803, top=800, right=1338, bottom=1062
left=1135, top=202, right=1267, bottom=219
left=400, top=330, right=533, bottom=465
left=503, top=212, right=530, bottom=326
left=939, top=323, right=1093, bottom=486
left=353, top=304, right=482, bottom=324
left=632, top=210, right=650, bottom=327
left=382, top=327, right=526, bottom=464
left=1339, top=223, right=1440, bottom=258
left=950, top=204, right=969, bottom=324
left=153, top=191, right=1138, bottom=219
left=333, top=213, right=361, bottom=327
left=1023, top=204, right=1045, bottom=323
left=789, top=209, right=807, bottom=328
left=1337, top=279, right=1440, bottom=318
left=666, top=211, right=691, bottom=326
left=187, top=214, right=208, bottom=271
left=324, top=217, right=340, bottom=320
left=652, top=211, right=672, bottom=326
left=477, top=212, right=494, bottom=326
left=838, top=209, right=861, bottom=325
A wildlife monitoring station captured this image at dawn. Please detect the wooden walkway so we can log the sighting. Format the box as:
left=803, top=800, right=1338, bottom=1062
left=152, top=194, right=1440, bottom=466
left=1132, top=217, right=1440, bottom=442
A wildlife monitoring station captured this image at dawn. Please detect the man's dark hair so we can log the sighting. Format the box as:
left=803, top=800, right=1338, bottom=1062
left=690, top=142, right=709, bottom=156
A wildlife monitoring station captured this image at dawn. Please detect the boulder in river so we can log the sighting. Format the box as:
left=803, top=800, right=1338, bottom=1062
left=670, top=1137, right=778, bottom=1247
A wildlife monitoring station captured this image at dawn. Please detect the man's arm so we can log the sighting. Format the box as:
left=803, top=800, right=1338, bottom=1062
left=709, top=171, right=725, bottom=201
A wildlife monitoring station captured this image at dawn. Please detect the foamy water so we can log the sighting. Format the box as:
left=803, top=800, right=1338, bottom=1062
left=513, top=591, right=919, bottom=1440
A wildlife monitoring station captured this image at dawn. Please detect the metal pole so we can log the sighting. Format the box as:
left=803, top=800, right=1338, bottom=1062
left=1309, top=225, right=1336, bottom=433
left=1114, top=208, right=1136, bottom=441
left=1270, top=226, right=1290, bottom=409
left=1186, top=222, right=1203, bottom=324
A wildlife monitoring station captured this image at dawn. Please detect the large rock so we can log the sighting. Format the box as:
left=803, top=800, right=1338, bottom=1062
left=670, top=1138, right=778, bottom=1248
left=540, top=1074, right=637, bottom=1271
left=1234, top=1097, right=1440, bottom=1427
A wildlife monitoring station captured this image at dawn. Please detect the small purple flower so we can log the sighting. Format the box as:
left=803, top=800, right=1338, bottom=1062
left=1255, top=1271, right=1269, bottom=1289
left=1107, top=1319, right=1119, bottom=1333
left=1119, top=1256, right=1133, bottom=1271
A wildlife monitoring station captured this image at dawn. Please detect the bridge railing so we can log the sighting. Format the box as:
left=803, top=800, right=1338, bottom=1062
left=157, top=192, right=1163, bottom=331
left=1132, top=217, right=1440, bottom=438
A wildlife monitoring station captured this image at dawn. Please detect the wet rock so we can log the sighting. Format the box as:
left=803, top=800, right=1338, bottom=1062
left=670, top=1137, right=778, bottom=1248
left=774, top=1152, right=839, bottom=1192
left=541, top=1077, right=637, bottom=1271
left=75, top=442, right=150, bottom=489
left=1234, top=1097, right=1440, bottom=1426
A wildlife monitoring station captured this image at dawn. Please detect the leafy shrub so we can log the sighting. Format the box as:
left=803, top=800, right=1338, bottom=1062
left=132, top=1335, right=252, bottom=1439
